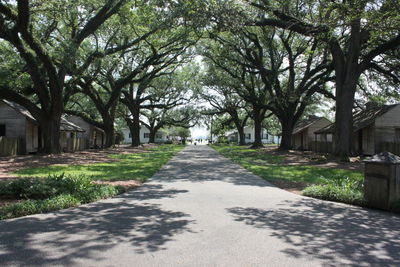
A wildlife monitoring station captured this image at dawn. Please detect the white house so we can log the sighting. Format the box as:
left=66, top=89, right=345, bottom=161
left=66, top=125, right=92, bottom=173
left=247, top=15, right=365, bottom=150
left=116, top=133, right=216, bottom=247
left=227, top=126, right=280, bottom=144
left=121, top=126, right=168, bottom=144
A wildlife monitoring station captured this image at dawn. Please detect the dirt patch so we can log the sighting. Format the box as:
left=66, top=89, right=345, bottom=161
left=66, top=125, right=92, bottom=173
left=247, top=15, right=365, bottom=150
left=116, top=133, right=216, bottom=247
left=94, top=180, right=143, bottom=190
left=259, top=145, right=364, bottom=172
left=268, top=179, right=309, bottom=195
left=0, top=144, right=156, bottom=180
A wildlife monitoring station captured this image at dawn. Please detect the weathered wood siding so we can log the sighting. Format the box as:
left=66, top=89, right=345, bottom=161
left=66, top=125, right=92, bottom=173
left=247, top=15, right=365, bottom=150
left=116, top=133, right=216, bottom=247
left=293, top=118, right=331, bottom=150
left=0, top=102, right=26, bottom=140
left=0, top=137, right=18, bottom=157
left=362, top=124, right=375, bottom=155
left=25, top=119, right=39, bottom=153
left=68, top=116, right=91, bottom=138
left=68, top=115, right=104, bottom=147
left=292, top=131, right=307, bottom=150
left=374, top=105, right=400, bottom=155
left=307, top=118, right=331, bottom=150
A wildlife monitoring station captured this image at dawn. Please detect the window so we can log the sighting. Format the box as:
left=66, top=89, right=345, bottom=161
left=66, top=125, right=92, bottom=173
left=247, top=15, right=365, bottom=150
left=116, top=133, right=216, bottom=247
left=0, top=124, right=5, bottom=136
left=144, top=133, right=150, bottom=138
left=128, top=133, right=132, bottom=138
left=246, top=133, right=251, bottom=139
left=156, top=134, right=163, bottom=139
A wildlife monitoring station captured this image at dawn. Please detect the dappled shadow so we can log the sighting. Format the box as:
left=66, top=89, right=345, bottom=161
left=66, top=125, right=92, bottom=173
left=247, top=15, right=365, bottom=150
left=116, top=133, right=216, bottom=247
left=227, top=198, right=400, bottom=266
left=0, top=184, right=193, bottom=265
left=152, top=145, right=276, bottom=187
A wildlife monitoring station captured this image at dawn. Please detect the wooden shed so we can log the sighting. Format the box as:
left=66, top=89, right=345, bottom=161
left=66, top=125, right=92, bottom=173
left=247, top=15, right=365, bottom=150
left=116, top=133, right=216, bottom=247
left=0, top=100, right=39, bottom=154
left=314, top=104, right=400, bottom=155
left=291, top=116, right=332, bottom=150
left=0, top=100, right=86, bottom=154
left=67, top=115, right=105, bottom=148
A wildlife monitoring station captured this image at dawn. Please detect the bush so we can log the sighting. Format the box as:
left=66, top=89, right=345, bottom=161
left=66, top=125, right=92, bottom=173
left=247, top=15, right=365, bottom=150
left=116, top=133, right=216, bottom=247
left=303, top=174, right=366, bottom=206
left=0, top=174, right=121, bottom=220
left=0, top=194, right=80, bottom=220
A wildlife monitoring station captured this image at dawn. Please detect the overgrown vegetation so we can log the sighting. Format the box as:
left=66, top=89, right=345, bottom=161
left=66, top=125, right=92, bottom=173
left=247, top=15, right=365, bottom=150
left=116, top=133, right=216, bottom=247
left=14, top=145, right=185, bottom=181
left=212, top=145, right=365, bottom=206
left=0, top=174, right=122, bottom=220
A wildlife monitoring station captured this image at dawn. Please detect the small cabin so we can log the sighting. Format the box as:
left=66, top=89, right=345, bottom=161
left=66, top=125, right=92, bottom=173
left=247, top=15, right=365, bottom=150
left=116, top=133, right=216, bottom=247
left=315, top=104, right=400, bottom=155
left=0, top=100, right=39, bottom=154
left=227, top=126, right=280, bottom=144
left=291, top=116, right=332, bottom=150
left=122, top=126, right=168, bottom=144
left=0, top=100, right=85, bottom=155
left=67, top=115, right=105, bottom=148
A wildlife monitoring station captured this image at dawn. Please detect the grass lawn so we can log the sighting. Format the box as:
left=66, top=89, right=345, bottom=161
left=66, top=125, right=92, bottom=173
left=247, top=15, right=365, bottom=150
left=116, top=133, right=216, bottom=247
left=14, top=144, right=185, bottom=182
left=212, top=144, right=365, bottom=206
left=212, top=145, right=362, bottom=184
left=1, top=144, right=185, bottom=220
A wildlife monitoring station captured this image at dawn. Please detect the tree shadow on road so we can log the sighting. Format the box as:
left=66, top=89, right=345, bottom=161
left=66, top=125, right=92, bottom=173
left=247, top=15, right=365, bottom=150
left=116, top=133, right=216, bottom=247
left=156, top=147, right=276, bottom=187
left=0, top=184, right=194, bottom=266
left=227, top=199, right=400, bottom=266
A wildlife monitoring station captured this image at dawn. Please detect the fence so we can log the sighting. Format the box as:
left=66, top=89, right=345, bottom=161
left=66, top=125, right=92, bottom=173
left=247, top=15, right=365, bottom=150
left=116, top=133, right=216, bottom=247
left=0, top=137, right=18, bottom=157
left=65, top=138, right=88, bottom=152
left=311, top=141, right=333, bottom=153
left=376, top=142, right=400, bottom=156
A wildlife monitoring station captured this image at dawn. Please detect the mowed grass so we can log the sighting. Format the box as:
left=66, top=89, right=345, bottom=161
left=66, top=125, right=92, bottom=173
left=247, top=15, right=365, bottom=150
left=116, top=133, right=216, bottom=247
left=212, top=145, right=363, bottom=185
left=14, top=145, right=185, bottom=181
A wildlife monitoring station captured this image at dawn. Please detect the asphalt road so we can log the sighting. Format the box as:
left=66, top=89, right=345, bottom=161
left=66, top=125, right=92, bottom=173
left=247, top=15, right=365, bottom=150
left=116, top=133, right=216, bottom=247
left=1, top=145, right=400, bottom=266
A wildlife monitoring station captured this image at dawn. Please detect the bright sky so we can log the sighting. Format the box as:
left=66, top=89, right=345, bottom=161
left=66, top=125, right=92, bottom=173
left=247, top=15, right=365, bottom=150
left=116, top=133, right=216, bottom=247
left=191, top=126, right=209, bottom=139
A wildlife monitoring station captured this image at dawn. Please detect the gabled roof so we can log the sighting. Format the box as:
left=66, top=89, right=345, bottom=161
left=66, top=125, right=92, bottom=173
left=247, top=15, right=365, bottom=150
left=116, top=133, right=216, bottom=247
left=2, top=100, right=84, bottom=132
left=315, top=104, right=398, bottom=134
left=2, top=100, right=36, bottom=121
left=60, top=118, right=85, bottom=132
left=292, top=116, right=326, bottom=134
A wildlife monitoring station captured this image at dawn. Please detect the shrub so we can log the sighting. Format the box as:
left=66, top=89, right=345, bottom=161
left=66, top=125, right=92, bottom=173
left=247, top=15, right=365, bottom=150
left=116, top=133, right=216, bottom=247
left=303, top=174, right=366, bottom=206
left=0, top=174, right=122, bottom=220
left=0, top=194, right=80, bottom=220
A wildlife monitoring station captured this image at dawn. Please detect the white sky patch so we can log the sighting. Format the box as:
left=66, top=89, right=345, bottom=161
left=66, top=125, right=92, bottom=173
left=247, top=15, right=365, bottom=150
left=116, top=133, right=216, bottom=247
left=191, top=126, right=209, bottom=139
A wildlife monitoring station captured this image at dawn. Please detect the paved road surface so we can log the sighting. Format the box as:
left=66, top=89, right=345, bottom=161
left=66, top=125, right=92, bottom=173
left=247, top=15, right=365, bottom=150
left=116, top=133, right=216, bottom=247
left=1, top=145, right=400, bottom=266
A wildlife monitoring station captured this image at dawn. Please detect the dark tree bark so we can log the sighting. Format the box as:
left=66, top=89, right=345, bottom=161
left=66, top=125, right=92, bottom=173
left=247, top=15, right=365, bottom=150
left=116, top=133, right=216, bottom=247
left=39, top=115, right=62, bottom=154
left=251, top=107, right=264, bottom=148
left=279, top=116, right=295, bottom=150
left=237, top=127, right=246, bottom=146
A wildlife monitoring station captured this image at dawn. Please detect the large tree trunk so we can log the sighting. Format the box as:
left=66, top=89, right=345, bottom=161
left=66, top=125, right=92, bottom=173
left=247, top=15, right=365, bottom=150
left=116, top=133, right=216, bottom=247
left=251, top=108, right=263, bottom=148
left=39, top=115, right=62, bottom=154
left=279, top=116, right=295, bottom=150
left=148, top=130, right=156, bottom=143
left=130, top=105, right=141, bottom=147
left=331, top=20, right=361, bottom=160
left=333, top=81, right=357, bottom=159
left=233, top=120, right=246, bottom=145
left=238, top=128, right=246, bottom=146
left=103, top=121, right=115, bottom=148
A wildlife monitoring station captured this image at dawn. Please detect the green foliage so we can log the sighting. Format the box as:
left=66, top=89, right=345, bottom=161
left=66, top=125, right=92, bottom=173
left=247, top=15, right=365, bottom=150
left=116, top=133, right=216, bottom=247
left=213, top=145, right=365, bottom=206
left=0, top=194, right=81, bottom=220
left=303, top=175, right=365, bottom=206
left=0, top=174, right=121, bottom=220
left=14, top=145, right=185, bottom=181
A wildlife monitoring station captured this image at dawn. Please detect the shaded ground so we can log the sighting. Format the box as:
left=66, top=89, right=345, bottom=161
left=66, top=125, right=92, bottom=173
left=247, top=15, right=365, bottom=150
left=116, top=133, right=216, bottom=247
left=258, top=145, right=363, bottom=172
left=213, top=145, right=363, bottom=194
left=0, top=145, right=399, bottom=266
left=0, top=144, right=156, bottom=180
